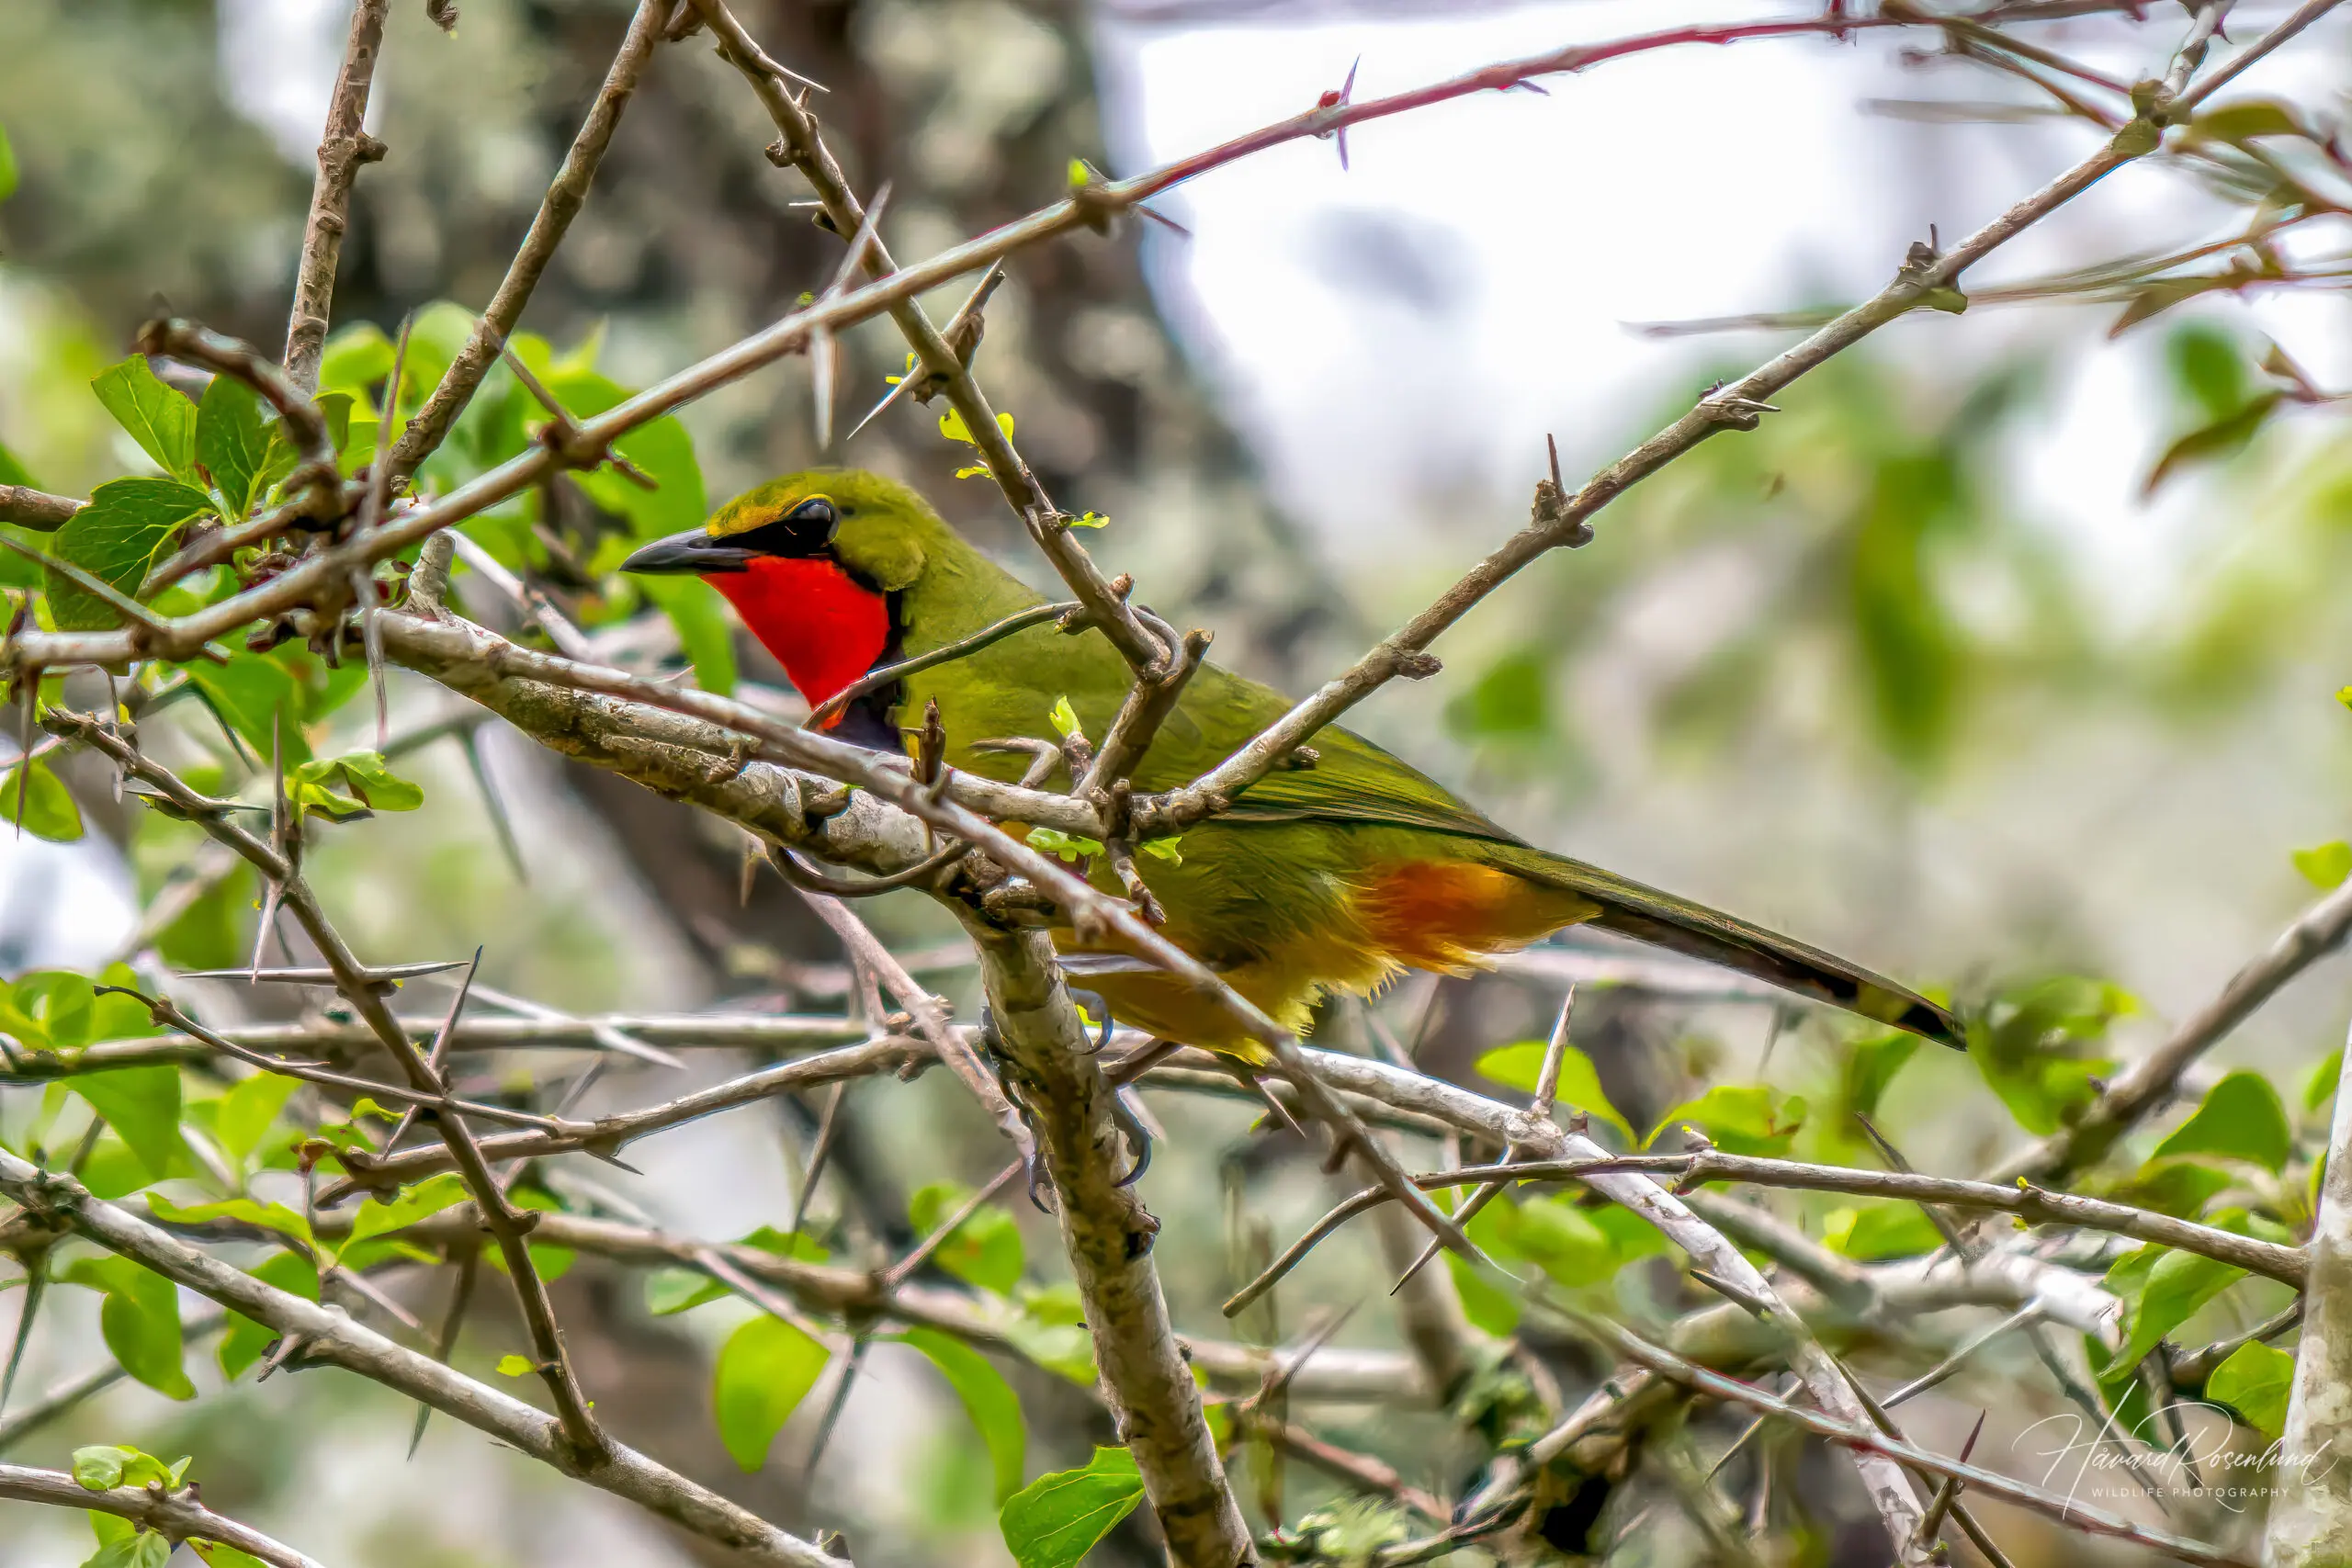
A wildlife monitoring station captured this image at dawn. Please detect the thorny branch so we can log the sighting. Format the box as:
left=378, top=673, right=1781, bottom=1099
left=2, top=4, right=2335, bottom=1564
left=0, top=1462, right=327, bottom=1568
left=0, top=1151, right=842, bottom=1568
left=385, top=0, right=672, bottom=484
left=281, top=0, right=390, bottom=392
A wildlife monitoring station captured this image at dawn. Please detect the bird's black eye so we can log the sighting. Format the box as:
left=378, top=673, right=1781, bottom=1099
left=728, top=494, right=839, bottom=558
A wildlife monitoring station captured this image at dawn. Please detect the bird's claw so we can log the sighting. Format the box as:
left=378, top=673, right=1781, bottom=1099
left=982, top=1005, right=1058, bottom=1215
left=1111, top=1086, right=1153, bottom=1189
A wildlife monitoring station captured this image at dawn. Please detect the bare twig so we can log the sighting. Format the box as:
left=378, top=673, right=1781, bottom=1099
left=0, top=1463, right=328, bottom=1568
left=1573, top=1309, right=2251, bottom=1568
left=0, top=488, right=83, bottom=531
left=1986, top=872, right=2352, bottom=1183
left=2178, top=0, right=2347, bottom=109
left=0, top=1153, right=842, bottom=1568
left=787, top=883, right=1032, bottom=1161
left=48, top=712, right=607, bottom=1462
left=688, top=0, right=1170, bottom=674
left=1446, top=1150, right=2304, bottom=1285
left=282, top=0, right=390, bottom=391
left=387, top=0, right=671, bottom=482
left=1135, top=118, right=2151, bottom=835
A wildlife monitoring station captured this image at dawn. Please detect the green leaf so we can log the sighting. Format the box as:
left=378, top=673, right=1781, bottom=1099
left=0, top=434, right=38, bottom=490
left=537, top=365, right=707, bottom=537
left=216, top=1072, right=301, bottom=1169
left=1137, top=836, right=1182, bottom=864
left=639, top=574, right=738, bottom=696
left=910, top=1183, right=1024, bottom=1294
left=144, top=1192, right=312, bottom=1250
left=1842, top=1032, right=1921, bottom=1120
left=56, top=1257, right=195, bottom=1400
left=181, top=654, right=306, bottom=765
left=2205, top=1339, right=2295, bottom=1441
left=0, top=760, right=84, bottom=841
left=0, top=122, right=17, bottom=204
left=713, top=1314, right=830, bottom=1472
left=318, top=324, right=395, bottom=401
left=1445, top=1251, right=1521, bottom=1337
left=2295, top=841, right=2352, bottom=890
left=85, top=1528, right=175, bottom=1568
left=2106, top=1247, right=2247, bottom=1371
left=2154, top=1070, right=2293, bottom=1173
left=189, top=1542, right=266, bottom=1568
left=2144, top=391, right=2283, bottom=497
left=903, top=1326, right=1026, bottom=1503
left=2109, top=1159, right=2233, bottom=1219
left=1647, top=1083, right=1806, bottom=1157
left=646, top=1225, right=826, bottom=1314
left=92, top=357, right=198, bottom=481
left=46, top=478, right=217, bottom=630
left=70, top=1066, right=184, bottom=1182
left=8, top=970, right=96, bottom=1049
left=155, top=861, right=254, bottom=972
left=645, top=1269, right=721, bottom=1315
left=74, top=1447, right=161, bottom=1490
left=1446, top=649, right=1550, bottom=741
left=290, top=750, right=425, bottom=821
left=2168, top=322, right=2250, bottom=421
left=999, top=1446, right=1145, bottom=1568
left=1823, top=1202, right=1944, bottom=1260
left=1001, top=1292, right=1097, bottom=1385
left=1473, top=1040, right=1630, bottom=1143
left=939, top=408, right=1015, bottom=448
left=2193, top=99, right=2306, bottom=145
left=2306, top=1048, right=2343, bottom=1112
left=496, top=1354, right=534, bottom=1377
left=1969, top=976, right=2127, bottom=1135
left=345, top=1171, right=470, bottom=1254
left=220, top=1252, right=316, bottom=1381
left=1475, top=1194, right=1621, bottom=1286
left=195, top=375, right=272, bottom=520
left=1026, top=827, right=1104, bottom=863
left=1048, top=695, right=1082, bottom=740
left=1068, top=511, right=1109, bottom=529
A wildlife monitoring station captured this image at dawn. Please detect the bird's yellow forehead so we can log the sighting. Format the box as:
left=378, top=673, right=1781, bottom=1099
left=706, top=486, right=831, bottom=539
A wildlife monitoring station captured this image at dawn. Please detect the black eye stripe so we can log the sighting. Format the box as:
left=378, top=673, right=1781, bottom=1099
left=725, top=495, right=838, bottom=558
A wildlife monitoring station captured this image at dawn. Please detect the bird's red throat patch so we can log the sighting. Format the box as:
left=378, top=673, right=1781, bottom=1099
left=705, top=557, right=888, bottom=728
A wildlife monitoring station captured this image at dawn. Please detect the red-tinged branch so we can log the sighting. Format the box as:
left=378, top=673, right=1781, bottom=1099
left=0, top=3, right=2162, bottom=678
left=1135, top=118, right=2148, bottom=834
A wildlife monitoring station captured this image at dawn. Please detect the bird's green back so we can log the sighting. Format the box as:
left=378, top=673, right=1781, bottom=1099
left=889, top=520, right=1518, bottom=846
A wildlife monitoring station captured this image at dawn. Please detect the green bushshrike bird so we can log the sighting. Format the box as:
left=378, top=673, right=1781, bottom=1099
left=623, top=469, right=1960, bottom=1060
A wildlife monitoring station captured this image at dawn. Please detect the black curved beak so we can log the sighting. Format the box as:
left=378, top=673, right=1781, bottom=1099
left=621, top=527, right=751, bottom=575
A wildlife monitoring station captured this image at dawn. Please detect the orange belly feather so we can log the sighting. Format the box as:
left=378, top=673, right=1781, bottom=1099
left=1057, top=857, right=1600, bottom=1060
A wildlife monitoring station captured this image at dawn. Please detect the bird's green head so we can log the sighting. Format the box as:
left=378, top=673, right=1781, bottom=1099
left=621, top=468, right=949, bottom=736
left=620, top=467, right=942, bottom=589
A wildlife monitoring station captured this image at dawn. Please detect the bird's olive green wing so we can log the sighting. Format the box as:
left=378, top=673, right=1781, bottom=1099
left=1149, top=669, right=1961, bottom=1047
left=1141, top=663, right=1527, bottom=841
